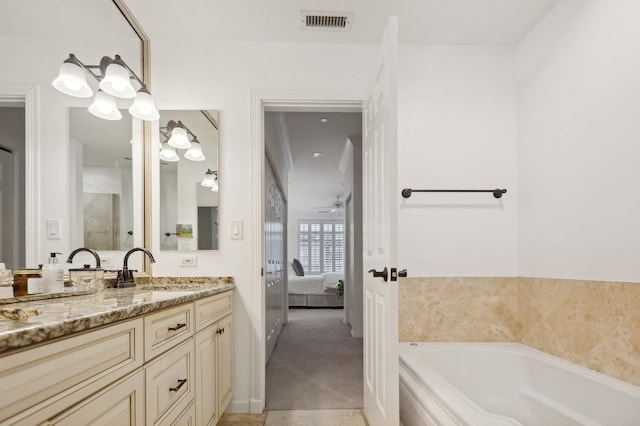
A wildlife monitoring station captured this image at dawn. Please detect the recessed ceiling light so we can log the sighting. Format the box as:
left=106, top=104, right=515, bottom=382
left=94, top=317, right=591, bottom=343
left=320, top=117, right=328, bottom=123
left=311, top=152, right=323, bottom=158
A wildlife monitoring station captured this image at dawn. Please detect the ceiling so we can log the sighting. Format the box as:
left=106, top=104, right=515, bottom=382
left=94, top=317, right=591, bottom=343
left=0, top=0, right=136, bottom=39
left=276, top=112, right=362, bottom=217
left=123, top=0, right=559, bottom=45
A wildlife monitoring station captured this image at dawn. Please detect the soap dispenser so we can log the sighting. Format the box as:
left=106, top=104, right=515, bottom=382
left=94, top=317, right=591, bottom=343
left=42, top=252, right=64, bottom=293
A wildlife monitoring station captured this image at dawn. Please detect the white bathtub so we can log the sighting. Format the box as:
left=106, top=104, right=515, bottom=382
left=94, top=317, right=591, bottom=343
left=399, top=342, right=640, bottom=426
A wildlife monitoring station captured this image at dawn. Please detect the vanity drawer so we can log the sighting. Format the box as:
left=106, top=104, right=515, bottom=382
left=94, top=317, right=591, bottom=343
left=195, top=291, right=233, bottom=331
left=145, top=339, right=195, bottom=425
left=0, top=318, right=143, bottom=424
left=144, top=303, right=194, bottom=361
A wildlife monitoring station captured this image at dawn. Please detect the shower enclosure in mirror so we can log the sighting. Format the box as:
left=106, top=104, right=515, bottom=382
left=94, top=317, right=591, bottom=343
left=0, top=0, right=151, bottom=273
left=69, top=108, right=138, bottom=251
left=158, top=110, right=219, bottom=251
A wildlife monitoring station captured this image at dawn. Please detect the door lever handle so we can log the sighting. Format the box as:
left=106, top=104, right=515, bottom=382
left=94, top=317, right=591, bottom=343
left=368, top=267, right=388, bottom=282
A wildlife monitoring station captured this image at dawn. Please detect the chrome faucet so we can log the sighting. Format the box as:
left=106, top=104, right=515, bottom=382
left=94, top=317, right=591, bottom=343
left=66, top=247, right=102, bottom=268
left=116, top=247, right=156, bottom=288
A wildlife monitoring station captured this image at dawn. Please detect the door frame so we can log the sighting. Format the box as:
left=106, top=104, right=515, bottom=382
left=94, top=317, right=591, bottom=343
left=0, top=85, right=40, bottom=267
left=249, top=89, right=366, bottom=413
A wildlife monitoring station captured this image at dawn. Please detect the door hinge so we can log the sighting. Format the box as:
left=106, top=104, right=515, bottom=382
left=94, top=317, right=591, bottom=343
left=261, top=267, right=264, bottom=277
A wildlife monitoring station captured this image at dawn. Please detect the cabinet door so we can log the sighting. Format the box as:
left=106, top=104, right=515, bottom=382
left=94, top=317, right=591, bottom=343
left=217, top=315, right=233, bottom=413
left=195, top=327, right=217, bottom=426
left=48, top=370, right=144, bottom=425
left=171, top=401, right=196, bottom=426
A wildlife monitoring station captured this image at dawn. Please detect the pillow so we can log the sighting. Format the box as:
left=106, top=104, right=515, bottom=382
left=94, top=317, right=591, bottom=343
left=292, top=258, right=304, bottom=276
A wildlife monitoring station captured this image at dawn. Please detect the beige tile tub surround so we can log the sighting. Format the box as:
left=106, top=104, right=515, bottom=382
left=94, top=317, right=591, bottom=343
left=399, top=277, right=640, bottom=387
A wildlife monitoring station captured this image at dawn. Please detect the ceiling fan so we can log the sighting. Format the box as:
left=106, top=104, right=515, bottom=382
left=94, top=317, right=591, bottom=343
left=314, top=195, right=344, bottom=213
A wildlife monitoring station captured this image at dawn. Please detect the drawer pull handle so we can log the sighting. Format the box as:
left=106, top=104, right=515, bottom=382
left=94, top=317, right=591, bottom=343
left=169, top=378, right=187, bottom=392
left=216, top=327, right=225, bottom=334
left=168, top=323, right=186, bottom=331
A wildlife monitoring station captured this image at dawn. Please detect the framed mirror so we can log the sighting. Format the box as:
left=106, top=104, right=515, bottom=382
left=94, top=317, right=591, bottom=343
left=0, top=0, right=151, bottom=273
left=157, top=110, right=219, bottom=251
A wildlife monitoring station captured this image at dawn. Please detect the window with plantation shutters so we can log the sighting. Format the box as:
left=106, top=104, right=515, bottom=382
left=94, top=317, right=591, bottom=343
left=298, top=220, right=344, bottom=274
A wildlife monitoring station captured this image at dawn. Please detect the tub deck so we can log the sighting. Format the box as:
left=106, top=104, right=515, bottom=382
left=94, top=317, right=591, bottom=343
left=399, top=342, right=640, bottom=426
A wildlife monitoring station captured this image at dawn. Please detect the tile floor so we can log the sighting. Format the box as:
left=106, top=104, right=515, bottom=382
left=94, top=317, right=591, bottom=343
left=218, top=409, right=368, bottom=426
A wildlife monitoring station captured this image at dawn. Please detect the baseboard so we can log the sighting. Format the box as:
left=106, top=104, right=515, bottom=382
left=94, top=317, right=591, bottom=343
left=226, top=399, right=250, bottom=413
left=250, top=398, right=264, bottom=414
left=351, top=329, right=363, bottom=338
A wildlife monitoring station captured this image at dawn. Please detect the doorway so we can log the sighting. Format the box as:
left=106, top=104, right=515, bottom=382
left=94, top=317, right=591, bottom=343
left=0, top=105, right=26, bottom=270
left=262, top=105, right=364, bottom=410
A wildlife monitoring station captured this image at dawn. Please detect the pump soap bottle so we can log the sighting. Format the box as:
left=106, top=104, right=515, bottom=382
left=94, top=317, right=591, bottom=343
left=42, top=252, right=64, bottom=293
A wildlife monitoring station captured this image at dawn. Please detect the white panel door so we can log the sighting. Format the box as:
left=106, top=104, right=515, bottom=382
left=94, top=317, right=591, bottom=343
left=362, top=16, right=399, bottom=426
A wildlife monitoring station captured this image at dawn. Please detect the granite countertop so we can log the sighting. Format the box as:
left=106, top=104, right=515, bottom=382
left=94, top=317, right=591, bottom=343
left=0, top=277, right=234, bottom=354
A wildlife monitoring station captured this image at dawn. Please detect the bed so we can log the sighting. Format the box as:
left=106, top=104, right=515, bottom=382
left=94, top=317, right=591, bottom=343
left=288, top=270, right=344, bottom=308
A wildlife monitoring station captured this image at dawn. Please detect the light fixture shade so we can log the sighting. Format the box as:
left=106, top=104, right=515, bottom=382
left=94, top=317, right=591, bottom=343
left=129, top=89, right=160, bottom=121
left=210, top=179, right=219, bottom=192
left=159, top=143, right=179, bottom=162
left=99, top=60, right=136, bottom=99
left=201, top=169, right=216, bottom=187
left=52, top=62, right=93, bottom=98
left=88, top=91, right=122, bottom=120
left=168, top=126, right=191, bottom=149
left=184, top=141, right=205, bottom=161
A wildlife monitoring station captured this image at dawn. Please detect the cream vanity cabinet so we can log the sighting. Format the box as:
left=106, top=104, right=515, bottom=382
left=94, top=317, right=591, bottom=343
left=194, top=291, right=233, bottom=426
left=0, top=290, right=233, bottom=426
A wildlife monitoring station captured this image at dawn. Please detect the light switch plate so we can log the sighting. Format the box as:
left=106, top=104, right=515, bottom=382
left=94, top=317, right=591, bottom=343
left=231, top=220, right=243, bottom=240
left=180, top=255, right=198, bottom=267
left=46, top=219, right=61, bottom=239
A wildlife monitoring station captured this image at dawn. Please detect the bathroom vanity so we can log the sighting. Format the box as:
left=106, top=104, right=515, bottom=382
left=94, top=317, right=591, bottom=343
left=0, top=279, right=234, bottom=425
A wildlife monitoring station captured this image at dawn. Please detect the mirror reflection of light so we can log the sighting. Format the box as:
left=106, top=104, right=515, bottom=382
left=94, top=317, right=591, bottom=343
left=159, top=142, right=179, bottom=162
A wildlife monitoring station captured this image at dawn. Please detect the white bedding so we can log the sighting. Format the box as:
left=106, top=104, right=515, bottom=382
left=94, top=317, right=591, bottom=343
left=288, top=272, right=343, bottom=294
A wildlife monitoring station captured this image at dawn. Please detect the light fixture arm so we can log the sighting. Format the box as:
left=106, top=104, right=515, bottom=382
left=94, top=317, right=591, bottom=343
left=62, top=53, right=147, bottom=89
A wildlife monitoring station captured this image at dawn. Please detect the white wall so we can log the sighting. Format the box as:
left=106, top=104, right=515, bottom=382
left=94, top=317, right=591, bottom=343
left=148, top=39, right=376, bottom=412
left=397, top=45, right=519, bottom=276
left=516, top=0, right=640, bottom=282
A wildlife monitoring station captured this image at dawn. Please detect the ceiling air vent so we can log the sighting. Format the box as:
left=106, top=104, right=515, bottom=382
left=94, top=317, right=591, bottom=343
left=301, top=11, right=353, bottom=31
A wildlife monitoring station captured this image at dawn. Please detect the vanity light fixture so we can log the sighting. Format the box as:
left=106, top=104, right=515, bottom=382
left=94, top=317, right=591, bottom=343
left=159, top=120, right=206, bottom=161
left=52, top=53, right=160, bottom=121
left=159, top=142, right=179, bottom=162
left=88, top=90, right=122, bottom=121
left=184, top=139, right=206, bottom=161
left=167, top=123, right=191, bottom=149
left=201, top=169, right=218, bottom=191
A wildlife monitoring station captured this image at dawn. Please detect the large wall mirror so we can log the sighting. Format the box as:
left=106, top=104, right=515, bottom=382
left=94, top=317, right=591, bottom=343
left=158, top=110, right=219, bottom=251
left=0, top=0, right=151, bottom=273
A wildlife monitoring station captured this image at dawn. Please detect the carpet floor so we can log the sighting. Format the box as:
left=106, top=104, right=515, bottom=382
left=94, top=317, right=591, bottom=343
left=265, top=308, right=364, bottom=410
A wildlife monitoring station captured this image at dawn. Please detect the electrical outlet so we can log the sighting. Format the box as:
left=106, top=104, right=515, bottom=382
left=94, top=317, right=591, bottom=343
left=101, top=256, right=114, bottom=267
left=180, top=255, right=197, bottom=267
